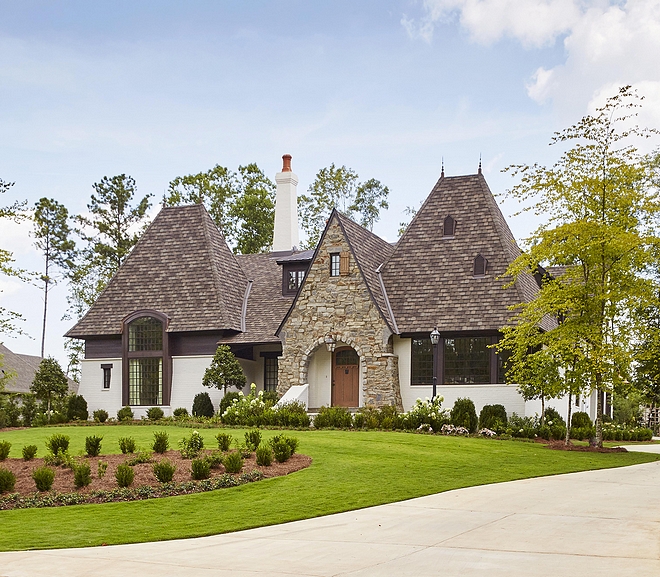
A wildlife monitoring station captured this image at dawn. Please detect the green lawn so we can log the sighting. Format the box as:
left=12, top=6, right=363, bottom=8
left=0, top=424, right=657, bottom=552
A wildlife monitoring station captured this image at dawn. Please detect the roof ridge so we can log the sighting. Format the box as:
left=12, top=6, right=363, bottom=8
left=200, top=207, right=229, bottom=327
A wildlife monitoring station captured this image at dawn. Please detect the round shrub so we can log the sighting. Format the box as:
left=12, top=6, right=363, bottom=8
left=222, top=451, right=243, bottom=474
left=32, top=466, right=55, bottom=492
left=271, top=439, right=292, bottom=463
left=0, top=440, right=11, bottom=461
left=152, top=459, right=176, bottom=483
left=206, top=450, right=224, bottom=469
left=115, top=463, right=134, bottom=487
left=73, top=462, right=92, bottom=488
left=543, top=407, right=566, bottom=427
left=93, top=409, right=108, bottom=423
left=478, top=404, right=508, bottom=430
left=179, top=430, right=204, bottom=459
left=216, top=432, right=233, bottom=452
left=152, top=431, right=169, bottom=454
left=192, top=392, right=214, bottom=418
left=255, top=445, right=272, bottom=466
left=22, top=444, right=38, bottom=461
left=571, top=411, right=592, bottom=429
left=191, top=457, right=211, bottom=480
left=173, top=407, right=189, bottom=418
left=45, top=433, right=70, bottom=455
left=118, top=437, right=136, bottom=454
left=0, top=467, right=16, bottom=493
left=146, top=406, right=164, bottom=421
left=450, top=398, right=478, bottom=433
left=85, top=435, right=103, bottom=457
left=67, top=394, right=89, bottom=421
left=117, top=406, right=134, bottom=421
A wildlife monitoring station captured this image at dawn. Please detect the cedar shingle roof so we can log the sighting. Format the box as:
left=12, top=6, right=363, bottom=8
left=381, top=173, right=552, bottom=333
left=334, top=212, right=396, bottom=332
left=0, top=343, right=78, bottom=394
left=219, top=253, right=295, bottom=344
left=66, top=205, right=248, bottom=337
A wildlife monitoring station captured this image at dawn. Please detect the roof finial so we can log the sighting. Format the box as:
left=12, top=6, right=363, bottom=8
left=441, top=157, right=444, bottom=178
left=478, top=154, right=482, bottom=175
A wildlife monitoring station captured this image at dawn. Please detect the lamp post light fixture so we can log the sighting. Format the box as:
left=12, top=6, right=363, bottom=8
left=430, top=327, right=440, bottom=400
left=324, top=334, right=336, bottom=353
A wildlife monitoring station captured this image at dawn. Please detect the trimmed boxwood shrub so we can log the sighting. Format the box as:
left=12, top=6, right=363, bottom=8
left=543, top=407, right=566, bottom=427
left=152, top=431, right=169, bottom=454
left=223, top=451, right=243, bottom=473
left=0, top=441, right=11, bottom=461
left=571, top=426, right=595, bottom=441
left=146, top=406, right=164, bottom=421
left=85, top=435, right=103, bottom=457
left=0, top=467, right=16, bottom=493
left=117, top=406, right=134, bottom=421
left=450, top=398, right=478, bottom=433
left=32, top=466, right=55, bottom=492
left=93, top=409, right=108, bottom=423
left=173, top=407, right=189, bottom=418
left=67, top=394, right=89, bottom=421
left=115, top=464, right=134, bottom=487
left=118, top=437, right=136, bottom=454
left=73, top=462, right=92, bottom=488
left=271, top=439, right=292, bottom=463
left=192, top=392, right=214, bottom=418
left=46, top=434, right=70, bottom=455
left=216, top=432, right=233, bottom=452
left=22, top=444, right=38, bottom=461
left=478, top=404, right=507, bottom=431
left=245, top=429, right=262, bottom=451
left=571, top=411, right=592, bottom=429
left=255, top=445, right=272, bottom=466
left=152, top=459, right=176, bottom=483
left=191, top=458, right=211, bottom=480
left=313, top=406, right=353, bottom=429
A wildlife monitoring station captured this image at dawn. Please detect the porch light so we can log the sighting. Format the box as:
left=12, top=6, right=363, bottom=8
left=430, top=327, right=440, bottom=400
left=324, top=334, right=336, bottom=352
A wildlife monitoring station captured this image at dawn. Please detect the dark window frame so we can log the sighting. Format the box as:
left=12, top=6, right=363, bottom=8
left=101, top=363, right=113, bottom=389
left=282, top=264, right=308, bottom=296
left=443, top=215, right=456, bottom=237
left=473, top=254, right=488, bottom=277
left=263, top=354, right=279, bottom=392
left=330, top=253, right=341, bottom=277
left=122, top=310, right=171, bottom=406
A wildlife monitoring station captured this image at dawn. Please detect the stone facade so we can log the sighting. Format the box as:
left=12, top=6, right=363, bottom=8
left=278, top=215, right=402, bottom=409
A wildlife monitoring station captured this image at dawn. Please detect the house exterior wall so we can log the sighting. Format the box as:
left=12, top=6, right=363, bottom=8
left=278, top=217, right=402, bottom=409
left=80, top=358, right=122, bottom=417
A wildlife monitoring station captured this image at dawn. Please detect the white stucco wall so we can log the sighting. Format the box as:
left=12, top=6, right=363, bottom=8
left=307, top=346, right=332, bottom=408
left=79, top=358, right=122, bottom=418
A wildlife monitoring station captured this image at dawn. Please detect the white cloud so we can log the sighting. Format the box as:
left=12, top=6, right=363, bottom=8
left=404, top=1, right=660, bottom=124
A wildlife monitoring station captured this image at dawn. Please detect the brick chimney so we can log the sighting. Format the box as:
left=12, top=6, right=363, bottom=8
left=272, top=154, right=300, bottom=252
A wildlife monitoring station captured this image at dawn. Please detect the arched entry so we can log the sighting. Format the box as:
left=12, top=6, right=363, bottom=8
left=332, top=346, right=359, bottom=407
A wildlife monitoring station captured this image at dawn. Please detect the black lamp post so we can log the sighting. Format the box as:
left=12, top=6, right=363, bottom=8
left=430, top=327, right=440, bottom=400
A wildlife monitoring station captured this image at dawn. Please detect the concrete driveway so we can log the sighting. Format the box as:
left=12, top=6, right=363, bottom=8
left=2, top=446, right=660, bottom=577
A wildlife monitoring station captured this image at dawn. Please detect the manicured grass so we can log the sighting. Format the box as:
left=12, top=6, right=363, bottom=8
left=0, top=424, right=657, bottom=551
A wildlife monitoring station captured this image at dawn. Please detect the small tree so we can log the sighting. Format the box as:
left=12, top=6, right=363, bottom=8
left=30, top=357, right=69, bottom=423
left=202, top=345, right=246, bottom=395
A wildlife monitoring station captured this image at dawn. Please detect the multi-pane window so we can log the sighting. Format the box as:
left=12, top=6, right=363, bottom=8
left=444, top=337, right=490, bottom=384
left=127, top=316, right=164, bottom=406
left=335, top=348, right=359, bottom=366
left=411, top=338, right=433, bottom=385
left=287, top=269, right=305, bottom=292
left=330, top=253, right=341, bottom=276
left=264, top=356, right=278, bottom=392
left=496, top=346, right=510, bottom=384
left=129, top=358, right=163, bottom=405
left=102, top=364, right=112, bottom=389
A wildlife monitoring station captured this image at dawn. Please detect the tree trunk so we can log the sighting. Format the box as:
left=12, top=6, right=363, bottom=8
left=566, top=392, right=573, bottom=445
left=47, top=395, right=51, bottom=424
left=540, top=394, right=545, bottom=426
left=40, top=246, right=50, bottom=358
left=595, top=383, right=604, bottom=448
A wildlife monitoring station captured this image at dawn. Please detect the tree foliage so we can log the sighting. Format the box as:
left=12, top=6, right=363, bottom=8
left=499, top=86, right=660, bottom=446
left=30, top=357, right=69, bottom=422
left=33, top=198, right=76, bottom=357
left=164, top=163, right=275, bottom=254
left=202, top=345, right=247, bottom=394
left=299, top=164, right=389, bottom=247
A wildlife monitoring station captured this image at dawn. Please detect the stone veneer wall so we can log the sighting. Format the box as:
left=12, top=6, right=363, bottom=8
left=278, top=216, right=402, bottom=409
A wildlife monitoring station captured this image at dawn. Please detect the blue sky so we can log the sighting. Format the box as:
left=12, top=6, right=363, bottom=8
left=2, top=0, right=660, bottom=367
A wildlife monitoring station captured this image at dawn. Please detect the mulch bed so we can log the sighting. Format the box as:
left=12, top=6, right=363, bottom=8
left=1, top=449, right=311, bottom=497
left=544, top=440, right=628, bottom=453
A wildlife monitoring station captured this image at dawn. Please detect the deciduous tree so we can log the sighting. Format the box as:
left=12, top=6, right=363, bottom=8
left=30, top=357, right=69, bottom=423
left=202, top=345, right=247, bottom=395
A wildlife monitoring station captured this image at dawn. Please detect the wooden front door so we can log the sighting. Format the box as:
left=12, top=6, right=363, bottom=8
left=332, top=347, right=359, bottom=407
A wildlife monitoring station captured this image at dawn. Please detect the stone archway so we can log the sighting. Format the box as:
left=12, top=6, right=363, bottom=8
left=299, top=333, right=367, bottom=388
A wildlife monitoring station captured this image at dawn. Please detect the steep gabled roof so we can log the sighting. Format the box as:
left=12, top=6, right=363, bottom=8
left=334, top=212, right=397, bottom=332
left=0, top=343, right=78, bottom=394
left=66, top=204, right=248, bottom=337
left=381, top=173, right=552, bottom=333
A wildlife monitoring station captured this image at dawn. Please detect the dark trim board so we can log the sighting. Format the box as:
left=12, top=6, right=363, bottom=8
left=85, top=337, right=122, bottom=359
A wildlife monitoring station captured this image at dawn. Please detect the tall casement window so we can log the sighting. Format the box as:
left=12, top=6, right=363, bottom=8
left=443, top=215, right=456, bottom=237
left=122, top=311, right=170, bottom=406
left=264, top=355, right=279, bottom=392
left=330, top=253, right=341, bottom=276
left=444, top=337, right=490, bottom=384
left=101, top=363, right=113, bottom=389
left=411, top=337, right=433, bottom=385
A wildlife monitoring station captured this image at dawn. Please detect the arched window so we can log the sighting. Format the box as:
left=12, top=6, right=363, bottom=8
left=473, top=254, right=488, bottom=277
left=122, top=311, right=170, bottom=406
left=443, top=215, right=456, bottom=237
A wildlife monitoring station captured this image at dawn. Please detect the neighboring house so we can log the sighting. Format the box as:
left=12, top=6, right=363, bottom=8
left=0, top=343, right=78, bottom=395
left=67, top=157, right=597, bottom=421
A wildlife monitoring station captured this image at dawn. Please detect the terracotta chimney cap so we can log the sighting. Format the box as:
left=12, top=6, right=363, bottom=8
left=282, top=154, right=292, bottom=172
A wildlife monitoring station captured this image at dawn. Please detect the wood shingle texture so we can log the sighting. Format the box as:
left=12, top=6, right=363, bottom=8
left=66, top=205, right=248, bottom=337
left=381, top=173, right=549, bottom=333
left=0, top=343, right=78, bottom=394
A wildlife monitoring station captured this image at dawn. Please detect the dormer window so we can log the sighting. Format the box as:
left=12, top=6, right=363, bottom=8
left=443, top=215, right=456, bottom=237
left=473, top=254, right=488, bottom=277
left=283, top=265, right=306, bottom=296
